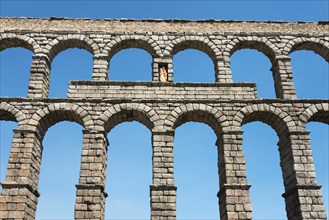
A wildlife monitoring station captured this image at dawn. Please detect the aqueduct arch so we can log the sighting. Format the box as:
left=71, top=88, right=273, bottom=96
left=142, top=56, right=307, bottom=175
left=0, top=17, right=328, bottom=220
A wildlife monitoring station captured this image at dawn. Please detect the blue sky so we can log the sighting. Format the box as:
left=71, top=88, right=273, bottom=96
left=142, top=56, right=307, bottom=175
left=0, top=1, right=328, bottom=219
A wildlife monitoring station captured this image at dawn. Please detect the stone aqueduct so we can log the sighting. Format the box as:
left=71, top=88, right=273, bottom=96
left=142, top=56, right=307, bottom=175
left=0, top=17, right=328, bottom=220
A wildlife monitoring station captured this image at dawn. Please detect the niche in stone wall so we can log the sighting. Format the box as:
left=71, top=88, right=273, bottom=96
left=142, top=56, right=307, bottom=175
left=158, top=63, right=168, bottom=82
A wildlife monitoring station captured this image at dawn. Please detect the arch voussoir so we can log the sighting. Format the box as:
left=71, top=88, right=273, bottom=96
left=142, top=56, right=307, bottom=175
left=105, top=35, right=161, bottom=61
left=0, top=102, right=27, bottom=125
left=1, top=18, right=328, bottom=220
left=165, top=36, right=220, bottom=63
left=284, top=37, right=329, bottom=62
left=45, top=35, right=99, bottom=62
left=97, top=103, right=158, bottom=133
left=232, top=104, right=297, bottom=135
left=298, top=103, right=329, bottom=129
left=0, top=34, right=40, bottom=53
left=27, top=103, right=94, bottom=138
left=224, top=36, right=280, bottom=62
left=164, top=104, right=227, bottom=135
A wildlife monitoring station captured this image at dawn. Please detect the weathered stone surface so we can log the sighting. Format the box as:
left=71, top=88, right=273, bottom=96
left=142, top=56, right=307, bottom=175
left=0, top=17, right=328, bottom=220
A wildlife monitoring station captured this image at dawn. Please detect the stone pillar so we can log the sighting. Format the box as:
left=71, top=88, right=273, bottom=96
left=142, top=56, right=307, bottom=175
left=0, top=129, right=42, bottom=219
left=271, top=55, right=297, bottom=99
left=152, top=56, right=173, bottom=82
left=217, top=131, right=252, bottom=220
left=216, top=57, right=233, bottom=83
left=279, top=131, right=326, bottom=220
left=75, top=130, right=108, bottom=220
left=27, top=54, right=51, bottom=98
left=150, top=130, right=176, bottom=220
left=0, top=182, right=39, bottom=220
left=92, top=55, right=109, bottom=81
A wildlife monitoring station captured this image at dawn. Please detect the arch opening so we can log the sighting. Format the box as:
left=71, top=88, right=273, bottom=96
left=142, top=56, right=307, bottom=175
left=0, top=48, right=33, bottom=97
left=100, top=104, right=156, bottom=134
left=48, top=39, right=95, bottom=63
left=289, top=41, right=329, bottom=62
left=290, top=50, right=329, bottom=99
left=308, top=111, right=329, bottom=125
left=231, top=49, right=276, bottom=98
left=105, top=121, right=152, bottom=219
left=49, top=48, right=92, bottom=98
left=109, top=48, right=152, bottom=81
left=242, top=122, right=286, bottom=219
left=228, top=40, right=276, bottom=62
left=107, top=39, right=156, bottom=61
left=0, top=37, right=35, bottom=53
left=173, top=49, right=215, bottom=82
left=0, top=109, right=17, bottom=122
left=167, top=105, right=226, bottom=137
left=36, top=121, right=83, bottom=219
left=174, top=122, right=219, bottom=219
left=31, top=109, right=87, bottom=141
left=170, top=39, right=218, bottom=63
left=234, top=106, right=295, bottom=143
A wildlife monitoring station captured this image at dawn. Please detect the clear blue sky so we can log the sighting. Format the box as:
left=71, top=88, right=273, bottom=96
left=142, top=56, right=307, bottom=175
left=0, top=1, right=328, bottom=220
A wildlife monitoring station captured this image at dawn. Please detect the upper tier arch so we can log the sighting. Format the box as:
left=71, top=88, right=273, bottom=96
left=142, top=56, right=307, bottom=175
left=283, top=37, right=329, bottom=62
left=45, top=35, right=100, bottom=62
left=0, top=102, right=26, bottom=125
left=284, top=38, right=329, bottom=62
left=224, top=36, right=280, bottom=62
left=0, top=34, right=40, bottom=53
left=104, top=36, right=161, bottom=61
left=164, top=36, right=221, bottom=62
left=298, top=103, right=329, bottom=129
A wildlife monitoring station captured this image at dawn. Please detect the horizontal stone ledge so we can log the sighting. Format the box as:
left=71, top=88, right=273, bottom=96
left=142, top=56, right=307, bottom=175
left=69, top=80, right=257, bottom=88
left=75, top=184, right=108, bottom=197
left=2, top=17, right=327, bottom=36
left=7, top=16, right=326, bottom=24
left=220, top=130, right=244, bottom=135
left=282, top=184, right=322, bottom=198
left=75, top=183, right=104, bottom=190
left=287, top=130, right=311, bottom=135
left=68, top=81, right=257, bottom=100
left=217, top=184, right=252, bottom=197
left=150, top=185, right=177, bottom=191
left=32, top=54, right=51, bottom=64
left=272, top=56, right=291, bottom=62
left=82, top=129, right=107, bottom=135
left=152, top=130, right=175, bottom=136
left=220, top=183, right=252, bottom=190
left=13, top=128, right=41, bottom=136
left=0, top=181, right=40, bottom=197
left=3, top=29, right=328, bottom=39
left=1, top=97, right=328, bottom=104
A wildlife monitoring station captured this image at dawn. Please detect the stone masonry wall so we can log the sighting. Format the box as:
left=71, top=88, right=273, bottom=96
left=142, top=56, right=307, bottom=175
left=0, top=17, right=328, bottom=220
